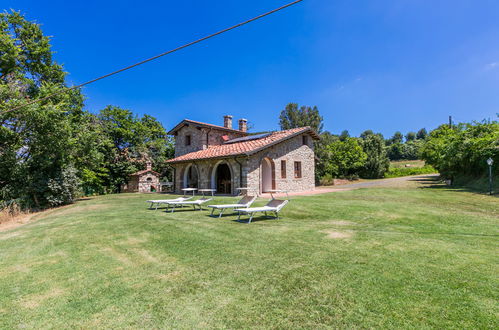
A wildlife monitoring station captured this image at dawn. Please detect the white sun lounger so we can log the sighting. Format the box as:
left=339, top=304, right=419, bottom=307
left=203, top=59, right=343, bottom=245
left=165, top=197, right=213, bottom=213
left=207, top=196, right=257, bottom=218
left=235, top=199, right=289, bottom=224
left=146, top=196, right=192, bottom=210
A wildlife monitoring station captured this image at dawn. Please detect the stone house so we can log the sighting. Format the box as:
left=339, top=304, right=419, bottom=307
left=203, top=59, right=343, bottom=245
left=166, top=116, right=319, bottom=195
left=122, top=162, right=161, bottom=193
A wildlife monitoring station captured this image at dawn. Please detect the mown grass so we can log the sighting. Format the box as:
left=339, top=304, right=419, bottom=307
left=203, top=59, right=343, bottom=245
left=0, top=180, right=497, bottom=328
left=390, top=160, right=427, bottom=168
left=384, top=165, right=437, bottom=178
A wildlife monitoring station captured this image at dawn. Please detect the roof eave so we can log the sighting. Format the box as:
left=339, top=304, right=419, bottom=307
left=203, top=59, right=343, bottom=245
left=166, top=153, right=247, bottom=164
left=245, top=127, right=319, bottom=156
left=167, top=119, right=249, bottom=136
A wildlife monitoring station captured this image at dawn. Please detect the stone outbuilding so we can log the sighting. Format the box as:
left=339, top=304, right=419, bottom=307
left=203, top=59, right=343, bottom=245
left=166, top=116, right=319, bottom=195
left=122, top=162, right=161, bottom=193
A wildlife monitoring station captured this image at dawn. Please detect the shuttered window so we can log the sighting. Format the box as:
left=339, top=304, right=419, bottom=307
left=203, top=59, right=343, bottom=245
left=294, top=161, right=302, bottom=178
left=281, top=160, right=286, bottom=178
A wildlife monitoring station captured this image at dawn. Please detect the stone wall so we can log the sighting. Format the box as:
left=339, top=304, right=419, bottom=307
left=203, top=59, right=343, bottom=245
left=174, top=126, right=245, bottom=157
left=137, top=173, right=160, bottom=193
left=245, top=133, right=315, bottom=194
left=171, top=132, right=315, bottom=195
left=172, top=158, right=244, bottom=195
left=122, top=172, right=160, bottom=193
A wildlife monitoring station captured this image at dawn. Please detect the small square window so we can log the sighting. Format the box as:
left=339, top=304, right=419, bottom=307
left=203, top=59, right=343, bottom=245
left=294, top=161, right=302, bottom=179
left=281, top=160, right=286, bottom=179
left=185, top=135, right=191, bottom=146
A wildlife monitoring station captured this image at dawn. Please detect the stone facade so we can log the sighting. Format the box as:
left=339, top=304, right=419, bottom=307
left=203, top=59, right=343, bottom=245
left=170, top=131, right=316, bottom=195
left=122, top=163, right=161, bottom=193
left=174, top=125, right=245, bottom=158
left=245, top=134, right=315, bottom=194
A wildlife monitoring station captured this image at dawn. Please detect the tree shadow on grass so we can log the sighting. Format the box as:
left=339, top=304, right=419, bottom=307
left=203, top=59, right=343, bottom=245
left=76, top=197, right=93, bottom=201
left=410, top=175, right=498, bottom=197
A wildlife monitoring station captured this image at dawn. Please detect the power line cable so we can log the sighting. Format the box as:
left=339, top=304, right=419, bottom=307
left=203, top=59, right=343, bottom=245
left=1, top=0, right=304, bottom=115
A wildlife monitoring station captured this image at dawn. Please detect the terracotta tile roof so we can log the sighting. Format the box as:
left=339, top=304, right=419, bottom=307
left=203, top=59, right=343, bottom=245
left=130, top=169, right=160, bottom=176
left=167, top=119, right=248, bottom=135
left=167, top=127, right=319, bottom=163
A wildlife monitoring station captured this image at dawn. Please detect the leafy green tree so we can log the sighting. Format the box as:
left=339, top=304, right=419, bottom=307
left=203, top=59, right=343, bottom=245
left=402, top=140, right=423, bottom=160
left=416, top=128, right=428, bottom=140
left=405, top=131, right=416, bottom=141
left=279, top=103, right=323, bottom=133
left=314, top=131, right=338, bottom=181
left=387, top=143, right=403, bottom=160
left=322, top=138, right=367, bottom=178
left=421, top=121, right=498, bottom=179
left=360, top=134, right=390, bottom=178
left=339, top=130, right=350, bottom=141
left=360, top=130, right=374, bottom=139
left=97, top=106, right=173, bottom=192
left=390, top=131, right=404, bottom=144
left=0, top=10, right=84, bottom=208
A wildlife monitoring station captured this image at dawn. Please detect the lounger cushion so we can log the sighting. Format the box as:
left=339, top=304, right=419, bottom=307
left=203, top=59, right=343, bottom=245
left=235, top=206, right=277, bottom=213
left=209, top=204, right=248, bottom=209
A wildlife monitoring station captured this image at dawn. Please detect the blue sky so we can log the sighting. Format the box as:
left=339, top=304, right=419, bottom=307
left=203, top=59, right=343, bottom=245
left=5, top=0, right=499, bottom=137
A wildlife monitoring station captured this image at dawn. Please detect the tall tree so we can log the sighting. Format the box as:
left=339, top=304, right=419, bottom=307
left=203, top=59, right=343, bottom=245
left=416, top=128, right=428, bottom=140
left=339, top=130, right=350, bottom=141
left=360, top=134, right=390, bottom=178
left=0, top=10, right=83, bottom=209
left=97, top=106, right=173, bottom=192
left=390, top=131, right=404, bottom=144
left=360, top=130, right=374, bottom=139
left=279, top=103, right=323, bottom=133
left=322, top=137, right=367, bottom=178
left=314, top=131, right=338, bottom=181
left=405, top=131, right=416, bottom=141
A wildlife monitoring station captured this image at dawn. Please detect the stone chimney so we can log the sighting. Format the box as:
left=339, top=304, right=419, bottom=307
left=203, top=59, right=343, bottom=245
left=238, top=118, right=248, bottom=132
left=146, top=161, right=152, bottom=171
left=223, top=115, right=233, bottom=129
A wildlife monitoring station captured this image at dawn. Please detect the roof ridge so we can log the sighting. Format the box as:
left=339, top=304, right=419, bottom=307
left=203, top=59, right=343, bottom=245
left=168, top=119, right=248, bottom=135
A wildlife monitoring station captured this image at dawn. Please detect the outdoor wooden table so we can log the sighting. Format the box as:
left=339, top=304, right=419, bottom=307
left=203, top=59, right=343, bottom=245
left=181, top=188, right=197, bottom=196
left=266, top=189, right=289, bottom=200
left=198, top=189, right=216, bottom=197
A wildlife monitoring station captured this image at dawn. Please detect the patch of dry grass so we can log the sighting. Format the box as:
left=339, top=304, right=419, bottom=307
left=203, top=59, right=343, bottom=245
left=322, top=230, right=353, bottom=239
left=19, top=288, right=65, bottom=309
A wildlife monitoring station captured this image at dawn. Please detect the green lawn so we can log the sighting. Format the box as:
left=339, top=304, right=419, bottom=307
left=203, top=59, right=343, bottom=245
left=0, top=180, right=498, bottom=328
left=390, top=159, right=427, bottom=168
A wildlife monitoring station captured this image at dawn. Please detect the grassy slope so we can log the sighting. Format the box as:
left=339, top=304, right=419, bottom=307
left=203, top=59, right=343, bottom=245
left=0, top=183, right=498, bottom=328
left=390, top=160, right=427, bottom=168
left=386, top=160, right=437, bottom=178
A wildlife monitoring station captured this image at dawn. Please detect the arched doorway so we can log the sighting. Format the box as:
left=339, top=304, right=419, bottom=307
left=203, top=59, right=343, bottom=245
left=261, top=157, right=275, bottom=193
left=215, top=163, right=232, bottom=194
left=183, top=164, right=199, bottom=188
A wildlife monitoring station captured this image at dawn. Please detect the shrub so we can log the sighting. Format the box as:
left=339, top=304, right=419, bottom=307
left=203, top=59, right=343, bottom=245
left=421, top=121, right=498, bottom=179
left=360, top=134, right=390, bottom=178
left=322, top=138, right=367, bottom=178
left=45, top=167, right=81, bottom=207
left=384, top=165, right=437, bottom=178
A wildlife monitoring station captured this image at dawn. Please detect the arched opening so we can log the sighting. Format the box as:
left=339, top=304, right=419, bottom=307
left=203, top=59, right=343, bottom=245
left=183, top=164, right=199, bottom=188
left=261, top=157, right=275, bottom=193
left=215, top=163, right=232, bottom=194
